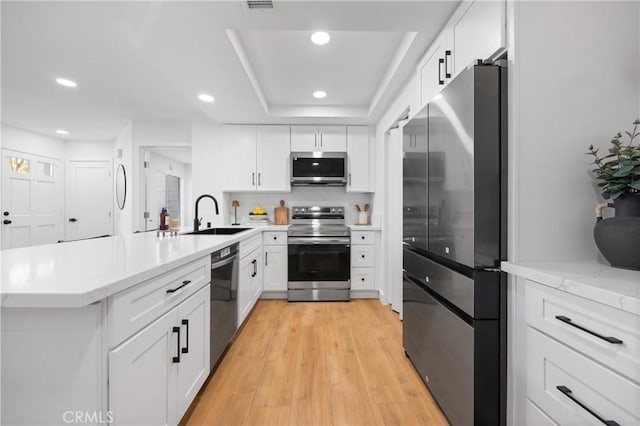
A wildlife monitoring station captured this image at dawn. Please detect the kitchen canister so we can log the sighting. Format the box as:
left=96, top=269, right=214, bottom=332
left=358, top=212, right=369, bottom=225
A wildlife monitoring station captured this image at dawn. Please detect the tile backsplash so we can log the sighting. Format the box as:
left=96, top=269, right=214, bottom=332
left=224, top=187, right=374, bottom=225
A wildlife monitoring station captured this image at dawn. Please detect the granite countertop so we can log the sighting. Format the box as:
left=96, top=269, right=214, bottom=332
left=502, top=260, right=640, bottom=316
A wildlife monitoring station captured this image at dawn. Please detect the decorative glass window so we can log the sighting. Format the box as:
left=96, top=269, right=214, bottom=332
left=9, top=157, right=30, bottom=173
left=38, top=161, right=54, bottom=177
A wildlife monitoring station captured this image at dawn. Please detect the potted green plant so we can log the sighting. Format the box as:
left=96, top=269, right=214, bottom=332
left=587, top=118, right=640, bottom=269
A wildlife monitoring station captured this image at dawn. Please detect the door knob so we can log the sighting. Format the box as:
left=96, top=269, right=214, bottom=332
left=3, top=220, right=11, bottom=225
left=68, top=218, right=78, bottom=222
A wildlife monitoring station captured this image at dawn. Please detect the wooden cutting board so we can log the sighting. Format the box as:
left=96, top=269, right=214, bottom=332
left=274, top=200, right=289, bottom=225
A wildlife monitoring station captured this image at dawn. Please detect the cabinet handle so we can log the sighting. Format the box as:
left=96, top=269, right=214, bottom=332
left=320, top=133, right=323, bottom=148
left=252, top=172, right=255, bottom=186
left=555, top=315, right=623, bottom=344
left=361, top=278, right=365, bottom=282
left=3, top=220, right=11, bottom=225
left=438, top=58, right=445, bottom=85
left=68, top=218, right=78, bottom=223
left=172, top=326, right=181, bottom=363
left=444, top=50, right=452, bottom=78
left=3, top=211, right=9, bottom=216
left=265, top=252, right=268, bottom=266
left=556, top=385, right=620, bottom=426
left=181, top=319, right=189, bottom=354
left=166, top=280, right=191, bottom=294
left=361, top=254, right=365, bottom=259
left=258, top=172, right=261, bottom=186
left=349, top=173, right=352, bottom=186
left=252, top=259, right=257, bottom=277
left=314, top=133, right=318, bottom=149
left=361, top=235, right=365, bottom=240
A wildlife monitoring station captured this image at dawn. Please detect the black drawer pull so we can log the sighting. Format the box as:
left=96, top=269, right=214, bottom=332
left=444, top=50, right=452, bottom=78
left=438, top=58, right=444, bottom=85
left=252, top=259, right=257, bottom=277
left=172, top=326, right=181, bottom=363
left=3, top=220, right=11, bottom=225
left=166, top=280, right=191, bottom=294
left=361, top=235, right=365, bottom=240
left=361, top=254, right=365, bottom=259
left=181, top=319, right=189, bottom=354
left=555, top=315, right=623, bottom=344
left=556, top=385, right=620, bottom=426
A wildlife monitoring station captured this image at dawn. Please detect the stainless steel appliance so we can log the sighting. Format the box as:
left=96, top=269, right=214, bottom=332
left=287, top=206, right=351, bottom=301
left=290, top=152, right=347, bottom=186
left=210, top=243, right=239, bottom=370
left=402, top=61, right=507, bottom=426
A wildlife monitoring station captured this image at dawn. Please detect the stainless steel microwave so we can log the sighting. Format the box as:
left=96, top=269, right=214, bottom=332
left=290, top=152, right=347, bottom=186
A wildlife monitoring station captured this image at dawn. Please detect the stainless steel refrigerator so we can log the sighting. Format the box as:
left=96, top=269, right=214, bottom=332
left=402, top=61, right=507, bottom=426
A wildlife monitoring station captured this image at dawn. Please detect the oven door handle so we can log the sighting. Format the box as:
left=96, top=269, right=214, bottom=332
left=287, top=237, right=351, bottom=245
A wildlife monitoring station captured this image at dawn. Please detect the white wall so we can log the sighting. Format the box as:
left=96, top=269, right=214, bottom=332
left=65, top=140, right=113, bottom=161
left=191, top=117, right=226, bottom=228
left=225, top=188, right=373, bottom=226
left=1, top=124, right=65, bottom=160
left=113, top=123, right=133, bottom=235
left=509, top=0, right=640, bottom=263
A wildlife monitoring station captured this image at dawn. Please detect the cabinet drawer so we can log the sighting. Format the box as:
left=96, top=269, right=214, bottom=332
left=263, top=231, right=287, bottom=246
left=240, top=233, right=262, bottom=259
left=351, top=268, right=374, bottom=290
left=351, top=245, right=374, bottom=268
left=108, top=257, right=210, bottom=348
left=527, top=327, right=640, bottom=426
left=525, top=399, right=557, bottom=426
left=351, top=230, right=374, bottom=245
left=526, top=280, right=640, bottom=382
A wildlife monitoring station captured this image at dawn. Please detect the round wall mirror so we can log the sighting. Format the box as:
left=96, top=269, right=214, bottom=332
left=116, top=164, right=127, bottom=210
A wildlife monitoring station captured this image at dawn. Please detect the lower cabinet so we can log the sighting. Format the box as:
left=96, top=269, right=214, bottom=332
left=109, top=285, right=210, bottom=426
left=263, top=245, right=287, bottom=292
left=238, top=248, right=263, bottom=328
left=350, top=230, right=376, bottom=291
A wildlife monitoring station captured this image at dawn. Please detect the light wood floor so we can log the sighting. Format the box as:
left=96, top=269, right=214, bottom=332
left=181, top=300, right=448, bottom=426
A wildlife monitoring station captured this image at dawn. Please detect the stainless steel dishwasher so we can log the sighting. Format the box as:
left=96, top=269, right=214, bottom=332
left=210, top=242, right=239, bottom=371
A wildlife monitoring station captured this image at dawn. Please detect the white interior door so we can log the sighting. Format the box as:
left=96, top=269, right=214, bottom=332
left=1, top=149, right=62, bottom=249
left=66, top=161, right=113, bottom=241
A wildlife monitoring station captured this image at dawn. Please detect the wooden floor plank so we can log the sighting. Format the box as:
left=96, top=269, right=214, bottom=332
left=182, top=299, right=448, bottom=426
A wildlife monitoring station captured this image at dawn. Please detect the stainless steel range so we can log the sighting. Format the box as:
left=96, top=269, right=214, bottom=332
left=287, top=206, right=351, bottom=301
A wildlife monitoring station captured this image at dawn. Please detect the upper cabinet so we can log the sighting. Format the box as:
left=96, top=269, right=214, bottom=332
left=291, top=125, right=347, bottom=152
left=223, top=125, right=291, bottom=192
left=346, top=126, right=371, bottom=193
left=417, top=0, right=506, bottom=109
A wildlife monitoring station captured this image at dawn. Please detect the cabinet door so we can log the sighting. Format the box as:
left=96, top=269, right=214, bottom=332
left=418, top=32, right=449, bottom=106
left=263, top=245, right=287, bottom=292
left=176, top=285, right=210, bottom=419
left=452, top=0, right=505, bottom=77
left=346, top=126, right=370, bottom=192
left=109, top=309, right=178, bottom=426
left=223, top=126, right=257, bottom=191
left=290, top=126, right=318, bottom=151
left=252, top=251, right=264, bottom=302
left=318, top=126, right=347, bottom=151
left=237, top=255, right=254, bottom=327
left=257, top=125, right=291, bottom=192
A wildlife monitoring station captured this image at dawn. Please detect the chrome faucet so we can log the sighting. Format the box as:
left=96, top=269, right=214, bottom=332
left=194, top=194, right=219, bottom=232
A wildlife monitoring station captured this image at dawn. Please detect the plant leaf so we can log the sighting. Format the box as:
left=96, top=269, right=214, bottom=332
left=630, top=181, right=640, bottom=190
left=613, top=165, right=634, bottom=177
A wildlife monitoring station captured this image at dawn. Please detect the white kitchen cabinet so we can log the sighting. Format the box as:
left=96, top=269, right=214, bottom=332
left=350, top=231, right=377, bottom=292
left=223, top=125, right=258, bottom=191
left=238, top=246, right=263, bottom=327
left=109, top=285, right=210, bottom=426
left=402, top=122, right=428, bottom=153
left=451, top=0, right=505, bottom=77
left=418, top=29, right=452, bottom=107
left=176, top=286, right=210, bottom=419
left=256, top=125, right=291, bottom=191
left=346, top=126, right=370, bottom=192
left=263, top=245, right=287, bottom=292
left=224, top=125, right=290, bottom=192
left=109, top=308, right=178, bottom=426
left=291, top=125, right=346, bottom=152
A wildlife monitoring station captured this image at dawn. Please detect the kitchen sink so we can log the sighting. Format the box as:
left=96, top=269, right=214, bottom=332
left=187, top=227, right=251, bottom=235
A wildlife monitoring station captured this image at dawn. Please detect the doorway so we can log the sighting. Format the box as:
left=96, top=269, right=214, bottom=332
left=1, top=149, right=63, bottom=249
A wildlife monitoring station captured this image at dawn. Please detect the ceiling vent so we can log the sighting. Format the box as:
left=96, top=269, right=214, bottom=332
left=245, top=0, right=274, bottom=11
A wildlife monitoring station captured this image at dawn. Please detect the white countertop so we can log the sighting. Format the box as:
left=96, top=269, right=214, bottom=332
left=349, top=224, right=382, bottom=231
left=1, top=228, right=268, bottom=308
left=502, top=260, right=640, bottom=315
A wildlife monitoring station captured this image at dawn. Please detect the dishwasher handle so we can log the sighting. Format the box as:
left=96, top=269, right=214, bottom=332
left=211, top=254, right=237, bottom=270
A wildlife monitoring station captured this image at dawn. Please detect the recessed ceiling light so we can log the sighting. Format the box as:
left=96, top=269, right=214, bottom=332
left=313, top=90, right=327, bottom=99
left=55, top=78, right=77, bottom=88
left=311, top=31, right=330, bottom=45
left=198, top=93, right=215, bottom=103
left=56, top=129, right=69, bottom=135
